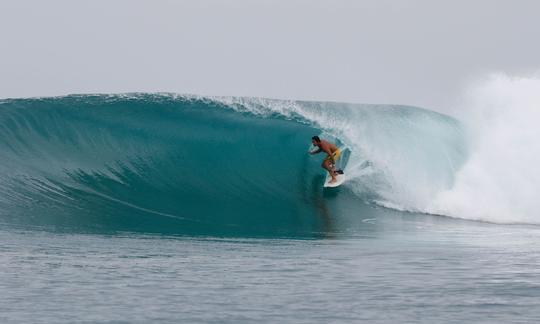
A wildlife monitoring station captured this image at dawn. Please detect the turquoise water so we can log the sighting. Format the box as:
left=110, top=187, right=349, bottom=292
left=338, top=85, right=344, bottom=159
left=0, top=94, right=466, bottom=236
left=1, top=94, right=539, bottom=322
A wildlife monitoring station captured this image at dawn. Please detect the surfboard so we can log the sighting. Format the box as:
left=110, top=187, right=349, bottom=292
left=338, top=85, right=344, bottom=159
left=324, top=170, right=345, bottom=188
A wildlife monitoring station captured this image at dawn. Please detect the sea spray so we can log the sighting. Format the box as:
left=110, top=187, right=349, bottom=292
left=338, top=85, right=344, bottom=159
left=430, top=74, right=540, bottom=222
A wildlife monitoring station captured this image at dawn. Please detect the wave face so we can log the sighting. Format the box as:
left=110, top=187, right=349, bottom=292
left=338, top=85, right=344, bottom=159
left=0, top=94, right=467, bottom=236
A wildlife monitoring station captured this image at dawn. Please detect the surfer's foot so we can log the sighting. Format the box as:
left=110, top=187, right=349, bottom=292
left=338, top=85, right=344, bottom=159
left=329, top=178, right=337, bottom=184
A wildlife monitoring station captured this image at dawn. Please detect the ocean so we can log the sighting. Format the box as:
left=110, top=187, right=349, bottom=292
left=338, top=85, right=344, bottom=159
left=1, top=90, right=539, bottom=323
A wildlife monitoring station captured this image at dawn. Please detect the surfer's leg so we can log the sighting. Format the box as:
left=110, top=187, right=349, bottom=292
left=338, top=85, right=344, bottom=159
left=322, top=160, right=337, bottom=182
left=327, top=151, right=340, bottom=174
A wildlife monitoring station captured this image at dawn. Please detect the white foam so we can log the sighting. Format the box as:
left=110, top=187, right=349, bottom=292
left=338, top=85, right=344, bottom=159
left=429, top=74, right=540, bottom=223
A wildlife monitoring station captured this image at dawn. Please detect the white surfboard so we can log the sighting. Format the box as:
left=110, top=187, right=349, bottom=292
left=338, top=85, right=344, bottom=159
left=324, top=172, right=346, bottom=188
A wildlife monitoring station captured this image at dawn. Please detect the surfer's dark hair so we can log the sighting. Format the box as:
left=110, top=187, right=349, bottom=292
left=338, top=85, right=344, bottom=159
left=312, top=136, right=321, bottom=143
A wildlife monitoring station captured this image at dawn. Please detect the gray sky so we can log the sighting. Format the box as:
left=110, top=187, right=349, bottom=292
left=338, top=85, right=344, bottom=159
left=1, top=0, right=539, bottom=112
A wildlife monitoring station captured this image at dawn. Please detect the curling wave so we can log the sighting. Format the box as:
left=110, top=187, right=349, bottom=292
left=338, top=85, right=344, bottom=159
left=0, top=93, right=472, bottom=236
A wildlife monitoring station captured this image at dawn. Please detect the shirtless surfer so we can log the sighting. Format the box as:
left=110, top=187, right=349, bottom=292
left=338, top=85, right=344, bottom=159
left=309, top=136, right=341, bottom=183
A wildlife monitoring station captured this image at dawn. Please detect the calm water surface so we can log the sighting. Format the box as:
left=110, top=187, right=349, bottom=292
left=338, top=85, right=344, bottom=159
left=2, top=210, right=540, bottom=323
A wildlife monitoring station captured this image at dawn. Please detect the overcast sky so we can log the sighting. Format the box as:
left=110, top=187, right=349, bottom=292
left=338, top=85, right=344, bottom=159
left=1, top=0, right=539, bottom=112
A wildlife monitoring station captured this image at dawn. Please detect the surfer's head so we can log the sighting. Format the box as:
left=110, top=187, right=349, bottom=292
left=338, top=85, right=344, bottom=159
left=311, top=136, right=321, bottom=145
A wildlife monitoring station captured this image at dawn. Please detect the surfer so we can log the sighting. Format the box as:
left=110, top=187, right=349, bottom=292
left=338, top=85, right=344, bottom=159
left=310, top=136, right=341, bottom=183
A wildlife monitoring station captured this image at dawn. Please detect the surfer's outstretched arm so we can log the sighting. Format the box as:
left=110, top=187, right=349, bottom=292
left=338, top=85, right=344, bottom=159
left=309, top=148, right=322, bottom=154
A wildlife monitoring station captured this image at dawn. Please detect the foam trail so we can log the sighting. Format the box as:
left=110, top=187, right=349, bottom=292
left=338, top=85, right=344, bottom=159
left=430, top=74, right=540, bottom=223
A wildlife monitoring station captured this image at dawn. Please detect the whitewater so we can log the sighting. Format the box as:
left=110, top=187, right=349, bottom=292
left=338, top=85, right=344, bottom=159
left=429, top=75, right=540, bottom=223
